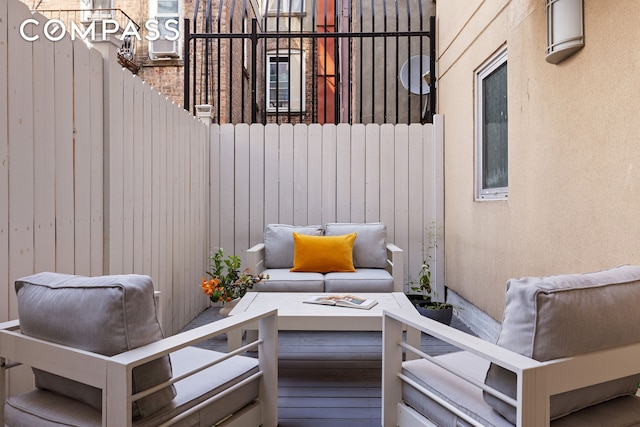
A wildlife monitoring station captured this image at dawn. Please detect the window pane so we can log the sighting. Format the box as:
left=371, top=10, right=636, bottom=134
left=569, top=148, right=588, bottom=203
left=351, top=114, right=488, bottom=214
left=92, top=0, right=111, bottom=9
left=482, top=62, right=508, bottom=190
left=269, top=57, right=290, bottom=109
left=158, top=0, right=179, bottom=14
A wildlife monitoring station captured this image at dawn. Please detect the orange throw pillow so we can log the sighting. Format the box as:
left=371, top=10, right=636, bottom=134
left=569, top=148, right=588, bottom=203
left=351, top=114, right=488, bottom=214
left=290, top=232, right=357, bottom=273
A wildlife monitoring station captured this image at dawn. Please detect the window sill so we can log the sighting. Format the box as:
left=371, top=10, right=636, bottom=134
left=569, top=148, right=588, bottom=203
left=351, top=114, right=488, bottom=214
left=142, top=58, right=184, bottom=67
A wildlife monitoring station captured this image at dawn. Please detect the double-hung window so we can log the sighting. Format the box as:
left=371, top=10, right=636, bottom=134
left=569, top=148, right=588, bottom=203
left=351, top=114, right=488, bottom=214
left=267, top=49, right=304, bottom=112
left=476, top=49, right=508, bottom=200
left=149, top=0, right=181, bottom=59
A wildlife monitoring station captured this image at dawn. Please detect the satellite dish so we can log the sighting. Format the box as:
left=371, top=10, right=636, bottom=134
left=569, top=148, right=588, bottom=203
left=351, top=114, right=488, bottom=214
left=400, top=55, right=431, bottom=95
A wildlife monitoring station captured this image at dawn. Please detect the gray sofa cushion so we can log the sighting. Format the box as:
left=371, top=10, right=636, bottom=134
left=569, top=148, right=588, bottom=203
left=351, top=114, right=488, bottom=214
left=264, top=224, right=323, bottom=269
left=484, top=265, right=640, bottom=423
left=253, top=268, right=325, bottom=292
left=15, top=272, right=176, bottom=419
left=324, top=269, right=394, bottom=293
left=403, top=352, right=510, bottom=427
left=403, top=352, right=640, bottom=427
left=5, top=347, right=260, bottom=427
left=324, top=222, right=387, bottom=268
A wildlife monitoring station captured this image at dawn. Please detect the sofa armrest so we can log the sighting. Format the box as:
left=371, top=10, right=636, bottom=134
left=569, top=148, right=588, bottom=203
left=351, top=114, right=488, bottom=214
left=247, top=243, right=266, bottom=275
left=386, top=243, right=404, bottom=292
left=382, top=308, right=640, bottom=427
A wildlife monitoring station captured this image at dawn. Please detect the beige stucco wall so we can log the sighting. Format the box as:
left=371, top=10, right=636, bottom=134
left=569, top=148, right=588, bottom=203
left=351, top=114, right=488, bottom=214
left=438, top=0, right=640, bottom=320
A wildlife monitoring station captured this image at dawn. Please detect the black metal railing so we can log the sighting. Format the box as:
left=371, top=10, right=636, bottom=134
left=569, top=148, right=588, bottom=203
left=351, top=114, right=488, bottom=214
left=184, top=0, right=434, bottom=124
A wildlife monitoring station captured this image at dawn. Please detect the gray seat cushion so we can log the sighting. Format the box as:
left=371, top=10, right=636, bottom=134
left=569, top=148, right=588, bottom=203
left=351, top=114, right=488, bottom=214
left=5, top=347, right=260, bottom=427
left=254, top=268, right=325, bottom=292
left=403, top=351, right=640, bottom=427
left=324, top=222, right=387, bottom=268
left=484, top=265, right=640, bottom=423
left=324, top=269, right=393, bottom=292
left=15, top=272, right=176, bottom=419
left=264, top=224, right=323, bottom=269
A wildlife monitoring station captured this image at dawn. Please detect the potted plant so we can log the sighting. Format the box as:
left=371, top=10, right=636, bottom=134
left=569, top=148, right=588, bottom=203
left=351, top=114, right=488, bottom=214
left=200, top=248, right=268, bottom=316
left=407, top=223, right=454, bottom=325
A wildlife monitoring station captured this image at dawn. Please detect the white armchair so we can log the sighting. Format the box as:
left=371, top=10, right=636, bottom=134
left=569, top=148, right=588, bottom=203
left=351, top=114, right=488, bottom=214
left=0, top=273, right=278, bottom=427
left=383, top=266, right=640, bottom=427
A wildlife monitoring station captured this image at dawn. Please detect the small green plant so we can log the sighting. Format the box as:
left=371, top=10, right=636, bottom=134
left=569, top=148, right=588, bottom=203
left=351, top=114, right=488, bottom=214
left=410, top=222, right=451, bottom=309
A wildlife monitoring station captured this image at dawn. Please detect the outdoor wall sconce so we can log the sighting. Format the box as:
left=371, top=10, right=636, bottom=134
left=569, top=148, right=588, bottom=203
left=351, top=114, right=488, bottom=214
left=545, top=0, right=584, bottom=64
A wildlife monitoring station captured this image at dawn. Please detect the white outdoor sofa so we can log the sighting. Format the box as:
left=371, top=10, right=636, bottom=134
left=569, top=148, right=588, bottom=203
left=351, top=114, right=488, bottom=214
left=382, top=265, right=640, bottom=427
left=0, top=272, right=278, bottom=427
left=247, top=222, right=404, bottom=293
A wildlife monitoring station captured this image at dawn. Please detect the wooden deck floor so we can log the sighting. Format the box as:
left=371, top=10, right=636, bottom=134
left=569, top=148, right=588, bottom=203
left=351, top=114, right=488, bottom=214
left=180, top=307, right=475, bottom=426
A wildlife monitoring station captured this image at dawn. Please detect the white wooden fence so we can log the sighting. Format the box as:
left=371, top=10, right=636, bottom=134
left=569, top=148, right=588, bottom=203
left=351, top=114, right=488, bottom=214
left=208, top=120, right=444, bottom=296
left=1, top=0, right=445, bottom=342
left=1, top=0, right=209, bottom=336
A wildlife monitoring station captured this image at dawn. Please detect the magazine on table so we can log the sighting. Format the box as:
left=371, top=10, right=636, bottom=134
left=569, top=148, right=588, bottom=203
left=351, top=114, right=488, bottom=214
left=303, top=294, right=378, bottom=310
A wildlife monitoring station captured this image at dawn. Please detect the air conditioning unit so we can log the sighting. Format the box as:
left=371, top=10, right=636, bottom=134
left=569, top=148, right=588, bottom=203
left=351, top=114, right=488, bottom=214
left=150, top=38, right=179, bottom=59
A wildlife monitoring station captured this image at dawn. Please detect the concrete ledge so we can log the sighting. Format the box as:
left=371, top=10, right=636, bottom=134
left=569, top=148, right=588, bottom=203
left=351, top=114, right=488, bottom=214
left=447, top=289, right=501, bottom=343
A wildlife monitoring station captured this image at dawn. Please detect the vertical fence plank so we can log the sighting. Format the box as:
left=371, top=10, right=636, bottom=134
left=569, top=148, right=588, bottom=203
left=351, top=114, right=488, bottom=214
left=142, top=83, right=153, bottom=274
left=379, top=124, right=396, bottom=238
left=0, top=0, right=8, bottom=321
left=264, top=124, right=280, bottom=224
left=122, top=73, right=135, bottom=273
left=104, top=58, right=125, bottom=274
left=393, top=124, right=410, bottom=282
left=365, top=124, right=381, bottom=222
left=7, top=0, right=34, bottom=319
left=249, top=124, right=265, bottom=247
left=54, top=36, right=75, bottom=274
left=89, top=48, right=104, bottom=276
left=307, top=124, right=323, bottom=225
left=219, top=124, right=236, bottom=251
left=73, top=40, right=92, bottom=277
left=432, top=115, right=445, bottom=300
left=335, top=124, right=351, bottom=221
left=157, top=99, right=168, bottom=311
left=32, top=13, right=56, bottom=275
left=278, top=124, right=295, bottom=224
left=350, top=124, right=366, bottom=222
left=321, top=124, right=337, bottom=223
left=151, top=91, right=161, bottom=284
left=163, top=102, right=175, bottom=333
left=172, top=105, right=186, bottom=333
left=235, top=124, right=251, bottom=253
left=209, top=124, right=221, bottom=250
left=132, top=78, right=144, bottom=273
left=293, top=124, right=309, bottom=225
left=407, top=123, right=425, bottom=284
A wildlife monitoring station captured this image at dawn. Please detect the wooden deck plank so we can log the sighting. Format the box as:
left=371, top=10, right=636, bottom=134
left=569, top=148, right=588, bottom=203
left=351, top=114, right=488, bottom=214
left=180, top=306, right=475, bottom=425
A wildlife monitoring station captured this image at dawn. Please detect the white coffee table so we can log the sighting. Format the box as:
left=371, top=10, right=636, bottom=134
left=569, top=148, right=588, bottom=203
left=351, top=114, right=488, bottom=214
left=227, top=292, right=420, bottom=351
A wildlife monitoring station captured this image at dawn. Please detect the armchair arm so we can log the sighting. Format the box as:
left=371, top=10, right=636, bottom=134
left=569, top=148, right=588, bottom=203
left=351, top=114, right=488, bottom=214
left=0, top=309, right=278, bottom=427
left=383, top=308, right=640, bottom=427
left=386, top=243, right=404, bottom=292
left=246, top=243, right=266, bottom=275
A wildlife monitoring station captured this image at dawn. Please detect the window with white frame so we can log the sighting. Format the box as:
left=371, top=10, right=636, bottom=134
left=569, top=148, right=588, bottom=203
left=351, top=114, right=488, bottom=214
left=267, top=50, right=305, bottom=112
left=476, top=49, right=508, bottom=200
left=80, top=0, right=114, bottom=20
left=264, top=0, right=303, bottom=14
left=149, top=0, right=181, bottom=59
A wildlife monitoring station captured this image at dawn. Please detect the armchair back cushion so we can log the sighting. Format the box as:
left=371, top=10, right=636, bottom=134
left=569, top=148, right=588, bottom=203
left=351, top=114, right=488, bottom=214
left=324, top=222, right=387, bottom=268
left=264, top=224, right=323, bottom=269
left=484, top=265, right=640, bottom=422
left=15, top=272, right=176, bottom=419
